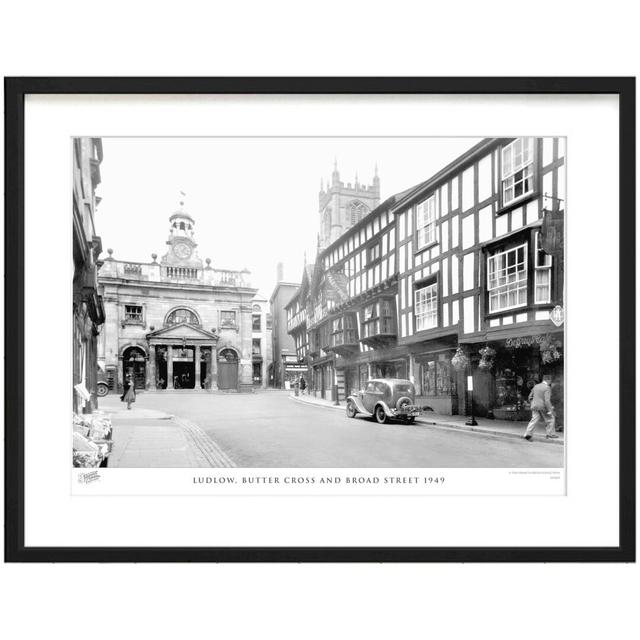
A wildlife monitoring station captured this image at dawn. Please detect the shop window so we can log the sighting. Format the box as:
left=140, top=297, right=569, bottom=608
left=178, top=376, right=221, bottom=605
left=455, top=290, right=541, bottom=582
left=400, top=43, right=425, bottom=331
left=166, top=307, right=199, bottom=325
left=487, top=243, right=528, bottom=313
left=421, top=360, right=453, bottom=396
left=252, top=314, right=262, bottom=331
left=124, top=304, right=143, bottom=322
left=414, top=282, right=438, bottom=331
left=534, top=231, right=552, bottom=304
left=220, top=310, right=237, bottom=327
left=416, top=194, right=437, bottom=249
left=501, top=138, right=534, bottom=206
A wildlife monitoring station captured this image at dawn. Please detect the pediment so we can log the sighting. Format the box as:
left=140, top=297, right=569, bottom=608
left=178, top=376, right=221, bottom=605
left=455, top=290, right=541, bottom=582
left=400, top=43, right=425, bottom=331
left=147, top=323, right=218, bottom=341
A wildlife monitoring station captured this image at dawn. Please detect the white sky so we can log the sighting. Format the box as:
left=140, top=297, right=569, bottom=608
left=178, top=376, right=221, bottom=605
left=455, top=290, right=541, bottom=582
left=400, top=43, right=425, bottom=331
left=95, top=137, right=481, bottom=298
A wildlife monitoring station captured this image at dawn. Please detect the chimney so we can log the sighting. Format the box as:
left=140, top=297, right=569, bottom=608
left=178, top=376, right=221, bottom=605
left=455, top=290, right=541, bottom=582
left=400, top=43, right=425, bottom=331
left=276, top=262, right=284, bottom=283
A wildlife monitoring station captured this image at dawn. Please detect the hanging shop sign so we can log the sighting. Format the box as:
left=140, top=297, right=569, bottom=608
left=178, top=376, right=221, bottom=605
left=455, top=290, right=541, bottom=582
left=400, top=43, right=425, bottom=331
left=550, top=305, right=565, bottom=327
left=541, top=207, right=564, bottom=257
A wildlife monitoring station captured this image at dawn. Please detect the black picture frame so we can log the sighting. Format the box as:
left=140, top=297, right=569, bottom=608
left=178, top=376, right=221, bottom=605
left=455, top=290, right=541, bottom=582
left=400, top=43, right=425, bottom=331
left=4, top=77, right=635, bottom=563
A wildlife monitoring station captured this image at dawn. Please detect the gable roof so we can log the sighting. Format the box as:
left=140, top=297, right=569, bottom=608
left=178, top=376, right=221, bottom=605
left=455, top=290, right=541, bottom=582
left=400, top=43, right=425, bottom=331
left=146, top=323, right=219, bottom=341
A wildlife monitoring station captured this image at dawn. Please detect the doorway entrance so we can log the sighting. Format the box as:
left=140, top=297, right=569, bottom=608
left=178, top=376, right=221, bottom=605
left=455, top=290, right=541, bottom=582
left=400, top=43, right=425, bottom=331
left=123, top=346, right=146, bottom=390
left=218, top=348, right=239, bottom=390
left=173, top=361, right=196, bottom=389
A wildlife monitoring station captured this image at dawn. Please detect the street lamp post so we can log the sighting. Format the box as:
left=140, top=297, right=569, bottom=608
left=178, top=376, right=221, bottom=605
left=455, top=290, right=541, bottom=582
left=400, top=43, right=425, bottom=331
left=465, top=366, right=478, bottom=426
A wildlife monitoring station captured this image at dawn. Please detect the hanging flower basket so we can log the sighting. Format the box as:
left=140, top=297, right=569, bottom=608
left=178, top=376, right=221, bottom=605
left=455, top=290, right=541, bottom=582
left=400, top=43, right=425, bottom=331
left=451, top=347, right=469, bottom=372
left=539, top=336, right=562, bottom=364
left=478, top=345, right=496, bottom=371
left=479, top=346, right=496, bottom=359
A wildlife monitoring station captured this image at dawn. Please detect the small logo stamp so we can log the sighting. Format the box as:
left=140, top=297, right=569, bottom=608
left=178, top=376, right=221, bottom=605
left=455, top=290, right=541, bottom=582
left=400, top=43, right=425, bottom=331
left=78, top=470, right=101, bottom=484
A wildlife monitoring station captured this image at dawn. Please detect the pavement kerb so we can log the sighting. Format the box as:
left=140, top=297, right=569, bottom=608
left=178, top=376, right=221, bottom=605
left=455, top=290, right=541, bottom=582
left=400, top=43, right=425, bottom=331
left=289, top=394, right=344, bottom=411
left=289, top=393, right=564, bottom=445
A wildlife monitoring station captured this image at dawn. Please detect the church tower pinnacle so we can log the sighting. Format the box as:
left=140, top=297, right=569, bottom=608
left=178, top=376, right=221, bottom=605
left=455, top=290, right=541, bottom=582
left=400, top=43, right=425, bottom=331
left=318, top=163, right=381, bottom=251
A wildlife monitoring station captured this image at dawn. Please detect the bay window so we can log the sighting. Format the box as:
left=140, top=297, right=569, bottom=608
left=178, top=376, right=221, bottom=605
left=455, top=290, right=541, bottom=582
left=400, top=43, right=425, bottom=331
left=361, top=299, right=395, bottom=339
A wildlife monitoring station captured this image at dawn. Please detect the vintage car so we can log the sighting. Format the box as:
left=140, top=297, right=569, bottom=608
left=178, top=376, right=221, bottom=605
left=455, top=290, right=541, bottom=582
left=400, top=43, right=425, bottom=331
left=96, top=369, right=110, bottom=397
left=346, top=378, right=422, bottom=424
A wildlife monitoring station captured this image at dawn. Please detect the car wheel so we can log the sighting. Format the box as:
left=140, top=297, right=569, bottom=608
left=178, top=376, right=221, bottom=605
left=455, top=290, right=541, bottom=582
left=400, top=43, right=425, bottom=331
left=375, top=405, right=387, bottom=424
left=97, top=383, right=109, bottom=397
left=406, top=416, right=416, bottom=425
left=346, top=400, right=357, bottom=418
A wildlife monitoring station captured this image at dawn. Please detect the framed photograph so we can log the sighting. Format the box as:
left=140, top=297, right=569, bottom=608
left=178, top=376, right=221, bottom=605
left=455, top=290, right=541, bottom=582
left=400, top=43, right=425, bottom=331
left=4, top=77, right=635, bottom=562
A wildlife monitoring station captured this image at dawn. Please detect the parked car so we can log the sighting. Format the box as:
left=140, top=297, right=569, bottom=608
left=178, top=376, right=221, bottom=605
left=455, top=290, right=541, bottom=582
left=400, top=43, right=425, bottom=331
left=97, top=369, right=110, bottom=397
left=346, top=378, right=422, bottom=424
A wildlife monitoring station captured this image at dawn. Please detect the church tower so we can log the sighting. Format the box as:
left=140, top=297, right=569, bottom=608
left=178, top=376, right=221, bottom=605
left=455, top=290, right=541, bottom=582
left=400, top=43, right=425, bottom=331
left=161, top=196, right=203, bottom=268
left=318, top=161, right=380, bottom=250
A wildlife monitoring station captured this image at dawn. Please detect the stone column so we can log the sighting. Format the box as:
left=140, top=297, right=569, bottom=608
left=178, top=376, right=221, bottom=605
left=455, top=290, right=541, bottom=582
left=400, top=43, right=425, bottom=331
left=194, top=344, right=201, bottom=388
left=210, top=346, right=218, bottom=390
left=147, top=345, right=156, bottom=390
left=117, top=355, right=124, bottom=393
left=167, top=345, right=174, bottom=389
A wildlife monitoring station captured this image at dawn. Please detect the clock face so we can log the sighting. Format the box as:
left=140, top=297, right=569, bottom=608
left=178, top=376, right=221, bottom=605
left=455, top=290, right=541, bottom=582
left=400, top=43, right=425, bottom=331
left=174, top=242, right=192, bottom=259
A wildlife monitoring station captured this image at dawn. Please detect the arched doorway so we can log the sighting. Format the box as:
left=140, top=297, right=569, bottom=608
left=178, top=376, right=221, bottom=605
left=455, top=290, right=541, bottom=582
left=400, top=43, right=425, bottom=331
left=122, top=346, right=146, bottom=390
left=218, top=348, right=239, bottom=390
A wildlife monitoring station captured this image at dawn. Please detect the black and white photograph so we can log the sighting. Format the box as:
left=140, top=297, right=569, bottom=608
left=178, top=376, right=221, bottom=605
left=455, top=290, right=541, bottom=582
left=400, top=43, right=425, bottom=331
left=73, top=135, right=566, bottom=474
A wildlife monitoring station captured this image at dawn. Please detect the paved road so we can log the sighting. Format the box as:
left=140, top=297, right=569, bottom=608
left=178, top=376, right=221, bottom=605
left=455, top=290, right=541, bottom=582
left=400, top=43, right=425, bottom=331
left=100, top=390, right=563, bottom=468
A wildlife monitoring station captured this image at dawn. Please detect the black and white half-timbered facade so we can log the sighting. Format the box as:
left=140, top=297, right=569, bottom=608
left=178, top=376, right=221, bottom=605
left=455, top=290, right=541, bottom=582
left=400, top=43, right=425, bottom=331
left=287, top=139, right=565, bottom=423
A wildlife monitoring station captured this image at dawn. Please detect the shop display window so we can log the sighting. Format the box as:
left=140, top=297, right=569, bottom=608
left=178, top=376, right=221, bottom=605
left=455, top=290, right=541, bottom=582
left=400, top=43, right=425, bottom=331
left=421, top=358, right=453, bottom=396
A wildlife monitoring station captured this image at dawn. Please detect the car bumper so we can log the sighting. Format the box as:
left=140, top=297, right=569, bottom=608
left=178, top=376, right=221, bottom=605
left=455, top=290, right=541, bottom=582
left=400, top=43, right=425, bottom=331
left=394, top=406, right=422, bottom=417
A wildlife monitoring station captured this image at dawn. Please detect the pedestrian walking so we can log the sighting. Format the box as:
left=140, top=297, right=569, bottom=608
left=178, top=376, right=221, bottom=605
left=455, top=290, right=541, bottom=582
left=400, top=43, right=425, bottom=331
left=299, top=375, right=307, bottom=395
left=523, top=375, right=557, bottom=440
left=123, top=375, right=136, bottom=410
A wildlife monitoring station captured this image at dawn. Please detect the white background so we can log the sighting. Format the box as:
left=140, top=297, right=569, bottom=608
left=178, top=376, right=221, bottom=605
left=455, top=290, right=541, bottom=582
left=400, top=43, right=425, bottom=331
left=1, top=2, right=638, bottom=639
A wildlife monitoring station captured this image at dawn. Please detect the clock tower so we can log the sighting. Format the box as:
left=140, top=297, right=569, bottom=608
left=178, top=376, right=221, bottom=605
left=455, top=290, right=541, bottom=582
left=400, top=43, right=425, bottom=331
left=161, top=198, right=203, bottom=268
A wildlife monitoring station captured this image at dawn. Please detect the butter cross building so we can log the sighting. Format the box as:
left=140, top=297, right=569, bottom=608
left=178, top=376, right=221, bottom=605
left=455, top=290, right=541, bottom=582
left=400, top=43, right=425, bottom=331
left=98, top=200, right=260, bottom=393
